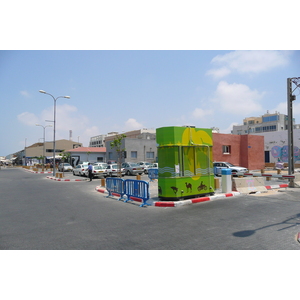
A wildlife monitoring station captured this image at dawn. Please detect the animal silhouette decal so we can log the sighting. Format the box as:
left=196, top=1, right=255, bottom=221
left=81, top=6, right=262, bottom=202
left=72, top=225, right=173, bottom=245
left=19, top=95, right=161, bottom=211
left=170, top=186, right=178, bottom=195
left=185, top=182, right=192, bottom=192
left=197, top=181, right=207, bottom=191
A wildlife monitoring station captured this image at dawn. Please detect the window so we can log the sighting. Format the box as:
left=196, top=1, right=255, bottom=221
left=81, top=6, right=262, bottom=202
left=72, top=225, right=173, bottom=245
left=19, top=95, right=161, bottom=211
left=131, top=151, right=137, bottom=158
left=263, top=115, right=279, bottom=123
left=46, top=149, right=63, bottom=153
left=222, top=145, right=231, bottom=154
left=146, top=151, right=154, bottom=159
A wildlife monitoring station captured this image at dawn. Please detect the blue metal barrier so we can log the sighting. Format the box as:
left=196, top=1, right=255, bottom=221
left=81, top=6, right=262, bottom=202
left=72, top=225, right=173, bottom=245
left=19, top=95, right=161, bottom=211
left=148, top=168, right=158, bottom=181
left=124, top=179, right=150, bottom=207
left=106, top=178, right=125, bottom=201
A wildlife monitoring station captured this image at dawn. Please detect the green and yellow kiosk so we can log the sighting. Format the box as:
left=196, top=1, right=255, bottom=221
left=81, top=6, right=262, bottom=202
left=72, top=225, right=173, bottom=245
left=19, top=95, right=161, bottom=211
left=156, top=126, right=215, bottom=200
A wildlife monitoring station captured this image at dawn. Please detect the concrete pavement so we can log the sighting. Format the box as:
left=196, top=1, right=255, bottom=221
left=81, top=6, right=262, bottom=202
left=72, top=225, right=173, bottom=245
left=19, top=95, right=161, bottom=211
left=22, top=166, right=295, bottom=208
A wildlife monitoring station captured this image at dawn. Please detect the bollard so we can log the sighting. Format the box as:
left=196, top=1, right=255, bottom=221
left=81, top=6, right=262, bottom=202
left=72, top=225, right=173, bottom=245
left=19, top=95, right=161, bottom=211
left=289, top=178, right=295, bottom=188
left=222, top=168, right=232, bottom=193
left=214, top=178, right=220, bottom=189
left=101, top=178, right=105, bottom=187
left=136, top=174, right=141, bottom=180
left=277, top=169, right=281, bottom=175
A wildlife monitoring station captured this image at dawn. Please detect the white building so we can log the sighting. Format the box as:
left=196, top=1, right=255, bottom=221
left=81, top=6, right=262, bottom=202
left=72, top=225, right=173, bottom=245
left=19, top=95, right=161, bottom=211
left=231, top=112, right=300, bottom=135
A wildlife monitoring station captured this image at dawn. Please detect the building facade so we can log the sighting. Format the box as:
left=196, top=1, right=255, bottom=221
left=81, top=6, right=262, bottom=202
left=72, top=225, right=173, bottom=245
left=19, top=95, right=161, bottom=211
left=231, top=112, right=299, bottom=135
left=105, top=129, right=157, bottom=163
left=213, top=133, right=265, bottom=170
left=66, top=147, right=106, bottom=166
left=24, top=139, right=82, bottom=165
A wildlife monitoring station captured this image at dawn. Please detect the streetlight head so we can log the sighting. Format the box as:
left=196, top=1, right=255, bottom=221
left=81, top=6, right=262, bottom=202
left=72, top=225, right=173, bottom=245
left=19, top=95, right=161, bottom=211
left=39, top=90, right=46, bottom=94
left=64, top=96, right=70, bottom=99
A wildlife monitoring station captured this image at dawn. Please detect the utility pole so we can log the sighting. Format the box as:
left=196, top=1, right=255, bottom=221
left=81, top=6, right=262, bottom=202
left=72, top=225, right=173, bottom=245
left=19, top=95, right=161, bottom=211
left=287, top=77, right=300, bottom=178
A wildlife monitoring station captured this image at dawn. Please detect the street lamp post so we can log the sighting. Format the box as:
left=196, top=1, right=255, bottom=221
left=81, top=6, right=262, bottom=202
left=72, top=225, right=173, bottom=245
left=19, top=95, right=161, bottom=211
left=36, top=124, right=52, bottom=165
left=39, top=90, right=70, bottom=176
left=287, top=77, right=300, bottom=181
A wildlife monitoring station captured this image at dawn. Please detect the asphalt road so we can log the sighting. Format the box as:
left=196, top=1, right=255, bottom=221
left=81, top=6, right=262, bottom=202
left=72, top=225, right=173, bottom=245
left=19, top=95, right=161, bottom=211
left=1, top=167, right=300, bottom=250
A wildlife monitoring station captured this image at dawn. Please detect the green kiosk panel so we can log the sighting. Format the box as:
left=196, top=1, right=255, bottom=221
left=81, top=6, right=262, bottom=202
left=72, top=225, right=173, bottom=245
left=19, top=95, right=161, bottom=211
left=156, top=126, right=214, bottom=200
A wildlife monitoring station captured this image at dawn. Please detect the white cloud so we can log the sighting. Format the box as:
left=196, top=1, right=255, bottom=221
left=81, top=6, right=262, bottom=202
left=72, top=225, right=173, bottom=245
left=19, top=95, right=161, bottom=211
left=207, top=50, right=291, bottom=79
left=17, top=104, right=99, bottom=147
left=220, top=122, right=239, bottom=134
left=124, top=118, right=143, bottom=131
left=17, top=112, right=39, bottom=126
left=40, top=104, right=89, bottom=131
left=192, top=108, right=213, bottom=119
left=20, top=90, right=31, bottom=98
left=205, top=67, right=231, bottom=79
left=212, top=81, right=264, bottom=115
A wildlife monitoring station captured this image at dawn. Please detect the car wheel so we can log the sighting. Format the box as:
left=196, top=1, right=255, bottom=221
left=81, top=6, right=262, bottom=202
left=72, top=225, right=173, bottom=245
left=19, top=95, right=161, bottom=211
left=126, top=170, right=131, bottom=176
left=73, top=171, right=76, bottom=176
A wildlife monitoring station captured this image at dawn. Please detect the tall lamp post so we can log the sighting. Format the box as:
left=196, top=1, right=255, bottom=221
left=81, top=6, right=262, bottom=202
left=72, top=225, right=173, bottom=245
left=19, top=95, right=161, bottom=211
left=287, top=77, right=300, bottom=179
left=36, top=124, right=52, bottom=165
left=39, top=90, right=70, bottom=176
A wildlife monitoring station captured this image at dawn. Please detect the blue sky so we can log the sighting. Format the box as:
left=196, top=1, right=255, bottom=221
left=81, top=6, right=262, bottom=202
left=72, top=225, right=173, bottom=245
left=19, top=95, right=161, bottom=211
left=1, top=50, right=299, bottom=156
left=1, top=1, right=300, bottom=156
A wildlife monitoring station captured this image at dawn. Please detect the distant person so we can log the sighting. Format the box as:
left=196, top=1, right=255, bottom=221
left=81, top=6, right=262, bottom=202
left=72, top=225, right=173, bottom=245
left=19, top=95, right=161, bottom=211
left=88, top=163, right=93, bottom=182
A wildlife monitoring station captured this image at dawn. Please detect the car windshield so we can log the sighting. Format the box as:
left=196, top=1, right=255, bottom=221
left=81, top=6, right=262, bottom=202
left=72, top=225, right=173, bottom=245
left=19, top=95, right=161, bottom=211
left=95, top=166, right=105, bottom=170
left=226, top=162, right=234, bottom=167
left=63, top=163, right=71, bottom=166
left=130, top=163, right=139, bottom=167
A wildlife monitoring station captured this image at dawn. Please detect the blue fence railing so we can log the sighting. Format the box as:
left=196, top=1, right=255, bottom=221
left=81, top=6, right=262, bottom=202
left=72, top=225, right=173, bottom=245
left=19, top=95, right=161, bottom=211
left=106, top=178, right=125, bottom=201
left=106, top=178, right=150, bottom=207
left=148, top=168, right=158, bottom=181
left=123, top=179, right=150, bottom=207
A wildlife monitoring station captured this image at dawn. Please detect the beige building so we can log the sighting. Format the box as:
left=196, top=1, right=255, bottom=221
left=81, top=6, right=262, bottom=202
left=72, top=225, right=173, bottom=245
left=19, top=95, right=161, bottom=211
left=25, top=139, right=82, bottom=160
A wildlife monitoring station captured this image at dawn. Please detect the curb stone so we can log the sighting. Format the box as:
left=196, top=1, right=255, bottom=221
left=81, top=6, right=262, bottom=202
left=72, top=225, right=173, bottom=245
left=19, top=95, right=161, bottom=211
left=95, top=186, right=241, bottom=207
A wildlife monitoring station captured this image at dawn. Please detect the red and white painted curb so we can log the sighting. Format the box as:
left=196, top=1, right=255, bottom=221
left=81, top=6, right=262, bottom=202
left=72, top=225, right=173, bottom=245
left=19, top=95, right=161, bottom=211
left=151, top=192, right=241, bottom=207
left=46, top=176, right=87, bottom=182
left=26, top=170, right=53, bottom=174
left=95, top=186, right=241, bottom=207
left=265, top=183, right=289, bottom=190
left=95, top=183, right=291, bottom=207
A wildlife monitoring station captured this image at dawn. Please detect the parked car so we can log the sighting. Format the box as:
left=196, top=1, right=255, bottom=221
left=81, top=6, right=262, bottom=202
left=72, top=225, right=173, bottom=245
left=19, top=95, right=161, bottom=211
left=137, top=162, right=152, bottom=174
left=121, top=162, right=144, bottom=176
left=105, top=164, right=125, bottom=177
left=213, top=162, right=248, bottom=176
left=149, top=162, right=158, bottom=169
left=58, top=163, right=73, bottom=172
left=73, top=163, right=89, bottom=176
left=84, top=165, right=107, bottom=178
left=107, top=160, right=117, bottom=164
left=93, top=162, right=108, bottom=168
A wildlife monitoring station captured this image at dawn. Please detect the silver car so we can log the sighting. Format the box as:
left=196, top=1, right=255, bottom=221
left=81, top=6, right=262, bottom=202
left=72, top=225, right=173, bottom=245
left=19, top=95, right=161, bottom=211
left=58, top=163, right=73, bottom=172
left=121, top=162, right=144, bottom=176
left=213, top=162, right=248, bottom=176
left=73, top=164, right=89, bottom=176
left=105, top=164, right=125, bottom=177
left=84, top=165, right=107, bottom=178
left=137, top=161, right=152, bottom=174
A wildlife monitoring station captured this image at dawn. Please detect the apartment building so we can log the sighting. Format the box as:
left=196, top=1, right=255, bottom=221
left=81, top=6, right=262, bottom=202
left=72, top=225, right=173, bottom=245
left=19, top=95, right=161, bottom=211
left=231, top=112, right=294, bottom=135
left=105, top=129, right=157, bottom=163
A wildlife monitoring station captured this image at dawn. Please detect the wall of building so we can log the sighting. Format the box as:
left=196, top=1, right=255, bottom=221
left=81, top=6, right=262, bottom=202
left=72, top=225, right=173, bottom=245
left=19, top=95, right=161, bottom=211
left=69, top=152, right=106, bottom=165
left=25, top=140, right=82, bottom=158
left=261, top=129, right=300, bottom=163
left=212, top=133, right=265, bottom=170
left=106, top=138, right=157, bottom=163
